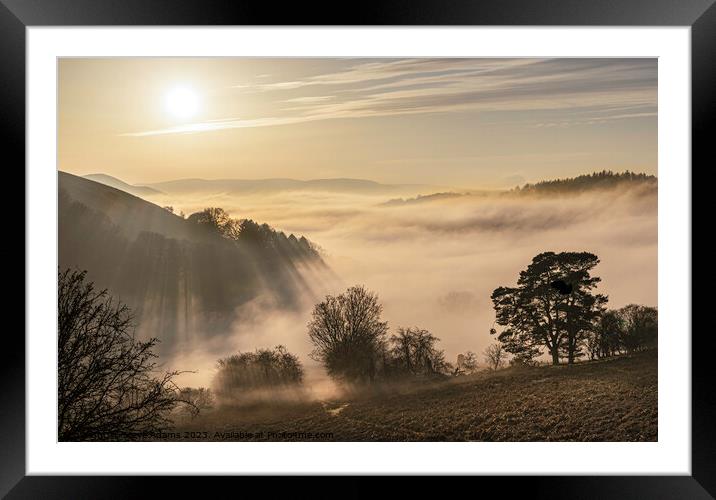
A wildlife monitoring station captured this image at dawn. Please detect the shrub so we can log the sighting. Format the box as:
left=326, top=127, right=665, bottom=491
left=213, top=345, right=304, bottom=401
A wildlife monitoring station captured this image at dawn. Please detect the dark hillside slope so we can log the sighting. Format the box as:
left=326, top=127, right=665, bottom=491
left=63, top=172, right=200, bottom=241
left=59, top=171, right=328, bottom=354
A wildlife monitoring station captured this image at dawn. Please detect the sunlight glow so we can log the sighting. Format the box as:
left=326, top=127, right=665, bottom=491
left=164, top=86, right=200, bottom=120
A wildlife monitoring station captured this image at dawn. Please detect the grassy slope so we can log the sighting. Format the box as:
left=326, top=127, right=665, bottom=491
left=168, top=349, right=657, bottom=442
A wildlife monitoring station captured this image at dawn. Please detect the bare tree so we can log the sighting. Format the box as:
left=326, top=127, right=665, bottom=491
left=174, top=387, right=214, bottom=419
left=390, top=328, right=415, bottom=373
left=389, top=327, right=449, bottom=376
left=308, top=285, right=388, bottom=383
left=58, top=269, right=192, bottom=441
left=483, top=343, right=508, bottom=371
left=586, top=309, right=623, bottom=359
left=456, top=351, right=478, bottom=375
left=619, top=304, right=658, bottom=352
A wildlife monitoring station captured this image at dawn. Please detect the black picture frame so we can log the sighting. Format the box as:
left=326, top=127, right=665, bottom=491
left=3, top=0, right=710, bottom=497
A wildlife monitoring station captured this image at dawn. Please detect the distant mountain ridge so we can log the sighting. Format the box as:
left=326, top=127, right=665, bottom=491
left=78, top=170, right=655, bottom=201
left=83, top=173, right=163, bottom=197
left=74, top=172, right=441, bottom=197
left=144, top=177, right=434, bottom=195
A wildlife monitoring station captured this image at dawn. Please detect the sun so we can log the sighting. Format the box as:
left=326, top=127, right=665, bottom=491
left=164, top=85, right=200, bottom=120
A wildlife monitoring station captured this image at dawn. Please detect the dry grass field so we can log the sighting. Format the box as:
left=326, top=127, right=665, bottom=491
left=160, top=349, right=657, bottom=442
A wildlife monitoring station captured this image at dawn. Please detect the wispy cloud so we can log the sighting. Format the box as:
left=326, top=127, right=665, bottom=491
left=122, top=58, right=657, bottom=137
left=533, top=111, right=657, bottom=128
left=283, top=96, right=335, bottom=104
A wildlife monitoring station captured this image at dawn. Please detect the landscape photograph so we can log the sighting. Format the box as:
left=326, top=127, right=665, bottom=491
left=57, top=57, right=658, bottom=442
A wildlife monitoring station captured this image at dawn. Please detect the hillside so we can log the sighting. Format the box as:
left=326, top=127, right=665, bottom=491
left=381, top=171, right=656, bottom=208
left=163, top=349, right=657, bottom=442
left=381, top=192, right=471, bottom=206
left=83, top=173, right=163, bottom=197
left=511, top=170, right=657, bottom=196
left=63, top=172, right=201, bottom=241
left=59, top=171, right=329, bottom=354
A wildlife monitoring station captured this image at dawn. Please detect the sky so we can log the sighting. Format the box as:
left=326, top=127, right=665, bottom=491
left=58, top=57, right=657, bottom=188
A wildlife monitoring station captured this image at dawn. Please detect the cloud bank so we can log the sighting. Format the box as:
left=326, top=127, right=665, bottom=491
left=156, top=182, right=657, bottom=387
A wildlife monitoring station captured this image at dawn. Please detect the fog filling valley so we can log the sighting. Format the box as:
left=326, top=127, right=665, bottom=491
left=142, top=182, right=657, bottom=393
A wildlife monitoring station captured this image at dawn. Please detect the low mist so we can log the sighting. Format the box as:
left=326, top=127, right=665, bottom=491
left=154, top=183, right=656, bottom=391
